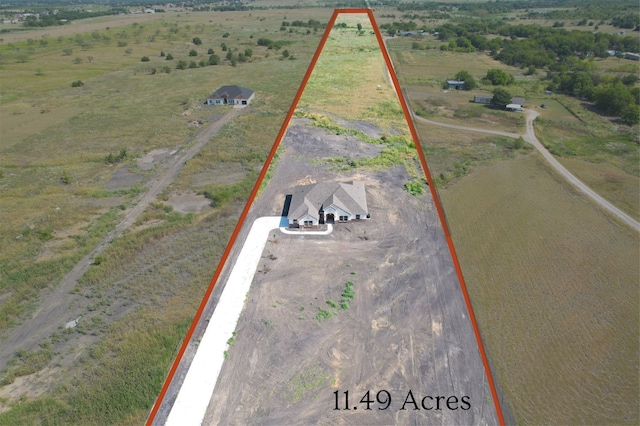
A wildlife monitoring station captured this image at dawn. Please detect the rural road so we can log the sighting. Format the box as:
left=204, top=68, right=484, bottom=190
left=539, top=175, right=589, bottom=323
left=0, top=107, right=244, bottom=370
left=413, top=110, right=640, bottom=232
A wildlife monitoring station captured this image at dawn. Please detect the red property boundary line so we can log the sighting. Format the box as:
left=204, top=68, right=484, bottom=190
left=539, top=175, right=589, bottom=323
left=147, top=8, right=505, bottom=426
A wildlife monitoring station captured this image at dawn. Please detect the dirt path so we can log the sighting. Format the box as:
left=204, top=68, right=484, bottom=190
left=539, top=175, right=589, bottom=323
left=413, top=111, right=640, bottom=232
left=0, top=107, right=244, bottom=371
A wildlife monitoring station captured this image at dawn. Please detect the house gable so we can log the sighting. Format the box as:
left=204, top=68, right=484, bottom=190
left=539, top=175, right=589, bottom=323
left=288, top=181, right=368, bottom=226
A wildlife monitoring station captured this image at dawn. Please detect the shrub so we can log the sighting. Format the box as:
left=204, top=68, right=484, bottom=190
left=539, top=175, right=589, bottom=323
left=189, top=49, right=197, bottom=57
left=165, top=53, right=173, bottom=60
left=141, top=56, right=150, bottom=62
left=71, top=80, right=84, bottom=87
left=192, top=37, right=202, bottom=45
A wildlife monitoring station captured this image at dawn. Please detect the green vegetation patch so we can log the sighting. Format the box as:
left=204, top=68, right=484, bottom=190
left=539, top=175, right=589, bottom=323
left=286, top=365, right=330, bottom=404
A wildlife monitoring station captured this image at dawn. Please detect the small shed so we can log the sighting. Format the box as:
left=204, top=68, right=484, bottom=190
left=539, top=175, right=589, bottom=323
left=445, top=79, right=465, bottom=90
left=474, top=95, right=493, bottom=104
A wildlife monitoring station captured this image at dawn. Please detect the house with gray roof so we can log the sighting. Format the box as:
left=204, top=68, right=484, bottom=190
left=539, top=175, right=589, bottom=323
left=287, top=182, right=369, bottom=228
left=206, top=85, right=254, bottom=106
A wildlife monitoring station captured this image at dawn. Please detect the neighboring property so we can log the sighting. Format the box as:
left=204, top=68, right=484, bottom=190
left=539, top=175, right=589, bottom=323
left=205, top=85, right=254, bottom=106
left=511, top=97, right=525, bottom=107
left=474, top=95, right=493, bottom=104
left=287, top=181, right=369, bottom=228
left=506, top=103, right=525, bottom=112
left=474, top=95, right=526, bottom=106
left=445, top=79, right=465, bottom=90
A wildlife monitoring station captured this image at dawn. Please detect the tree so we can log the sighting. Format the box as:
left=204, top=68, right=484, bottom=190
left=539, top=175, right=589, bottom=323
left=490, top=88, right=512, bottom=109
left=141, top=56, right=150, bottom=62
left=208, top=54, right=220, bottom=65
left=357, top=23, right=362, bottom=31
left=454, top=70, right=476, bottom=90
left=593, top=81, right=634, bottom=116
left=176, top=60, right=187, bottom=70
left=483, top=69, right=515, bottom=86
left=189, top=49, right=198, bottom=56
left=282, top=49, right=290, bottom=58
left=621, top=104, right=640, bottom=124
left=207, top=48, right=214, bottom=54
left=192, top=37, right=202, bottom=45
left=160, top=50, right=165, bottom=57
left=165, top=53, right=173, bottom=60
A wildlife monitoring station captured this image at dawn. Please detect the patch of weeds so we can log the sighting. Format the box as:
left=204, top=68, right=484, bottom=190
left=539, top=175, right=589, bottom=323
left=316, top=309, right=335, bottom=322
left=226, top=331, right=236, bottom=346
left=404, top=179, right=425, bottom=196
left=0, top=344, right=54, bottom=385
left=287, top=366, right=330, bottom=403
left=341, top=280, right=355, bottom=303
left=326, top=300, right=338, bottom=309
left=264, top=320, right=271, bottom=326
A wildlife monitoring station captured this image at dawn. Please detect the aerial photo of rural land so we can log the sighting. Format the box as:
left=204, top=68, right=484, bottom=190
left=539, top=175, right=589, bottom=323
left=0, top=0, right=638, bottom=425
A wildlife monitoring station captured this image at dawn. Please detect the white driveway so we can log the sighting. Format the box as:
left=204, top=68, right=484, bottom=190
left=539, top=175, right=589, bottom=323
left=165, top=216, right=333, bottom=425
left=166, top=216, right=281, bottom=426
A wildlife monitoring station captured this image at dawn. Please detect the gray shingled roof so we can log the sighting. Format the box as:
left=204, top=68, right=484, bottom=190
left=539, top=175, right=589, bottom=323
left=208, top=85, right=254, bottom=100
left=288, top=182, right=368, bottom=221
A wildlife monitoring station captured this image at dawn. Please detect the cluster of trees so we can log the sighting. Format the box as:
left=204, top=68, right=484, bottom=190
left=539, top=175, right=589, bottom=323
left=379, top=20, right=427, bottom=36
left=549, top=71, right=639, bottom=123
left=450, top=69, right=516, bottom=91
left=256, top=38, right=292, bottom=51
left=23, top=8, right=127, bottom=27
left=281, top=19, right=325, bottom=30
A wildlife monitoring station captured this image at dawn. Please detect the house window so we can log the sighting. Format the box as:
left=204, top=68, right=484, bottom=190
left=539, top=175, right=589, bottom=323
left=303, top=220, right=313, bottom=227
left=339, top=216, right=348, bottom=222
left=293, top=219, right=298, bottom=224
left=356, top=215, right=360, bottom=220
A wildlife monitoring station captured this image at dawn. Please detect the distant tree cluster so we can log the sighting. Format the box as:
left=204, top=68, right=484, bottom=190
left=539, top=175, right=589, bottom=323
left=256, top=38, right=292, bottom=51
left=22, top=8, right=127, bottom=27
left=281, top=19, right=326, bottom=30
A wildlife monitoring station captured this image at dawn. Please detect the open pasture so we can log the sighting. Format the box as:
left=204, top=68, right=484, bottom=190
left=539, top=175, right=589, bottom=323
left=440, top=153, right=639, bottom=425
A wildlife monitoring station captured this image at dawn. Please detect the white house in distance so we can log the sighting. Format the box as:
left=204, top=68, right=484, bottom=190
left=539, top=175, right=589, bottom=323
left=205, top=85, right=254, bottom=106
left=287, top=181, right=369, bottom=228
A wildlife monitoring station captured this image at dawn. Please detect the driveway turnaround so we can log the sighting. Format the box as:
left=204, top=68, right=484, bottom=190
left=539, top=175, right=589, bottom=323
left=166, top=216, right=286, bottom=425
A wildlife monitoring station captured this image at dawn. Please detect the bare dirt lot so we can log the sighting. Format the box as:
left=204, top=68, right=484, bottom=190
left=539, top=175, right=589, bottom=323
left=159, top=121, right=499, bottom=424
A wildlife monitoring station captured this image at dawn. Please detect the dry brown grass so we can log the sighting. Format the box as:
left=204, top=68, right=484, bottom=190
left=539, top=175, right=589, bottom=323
left=440, top=153, right=639, bottom=425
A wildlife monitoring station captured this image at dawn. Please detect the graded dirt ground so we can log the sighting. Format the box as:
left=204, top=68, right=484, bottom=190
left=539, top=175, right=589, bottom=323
left=439, top=153, right=639, bottom=425
left=195, top=121, right=498, bottom=424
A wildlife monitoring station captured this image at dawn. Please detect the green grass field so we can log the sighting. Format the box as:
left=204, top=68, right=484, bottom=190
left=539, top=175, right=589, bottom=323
left=0, top=7, right=332, bottom=422
left=440, top=153, right=639, bottom=425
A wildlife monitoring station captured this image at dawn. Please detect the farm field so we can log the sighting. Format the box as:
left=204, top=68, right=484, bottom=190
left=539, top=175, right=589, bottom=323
left=439, top=153, right=639, bottom=425
left=0, top=7, right=339, bottom=423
